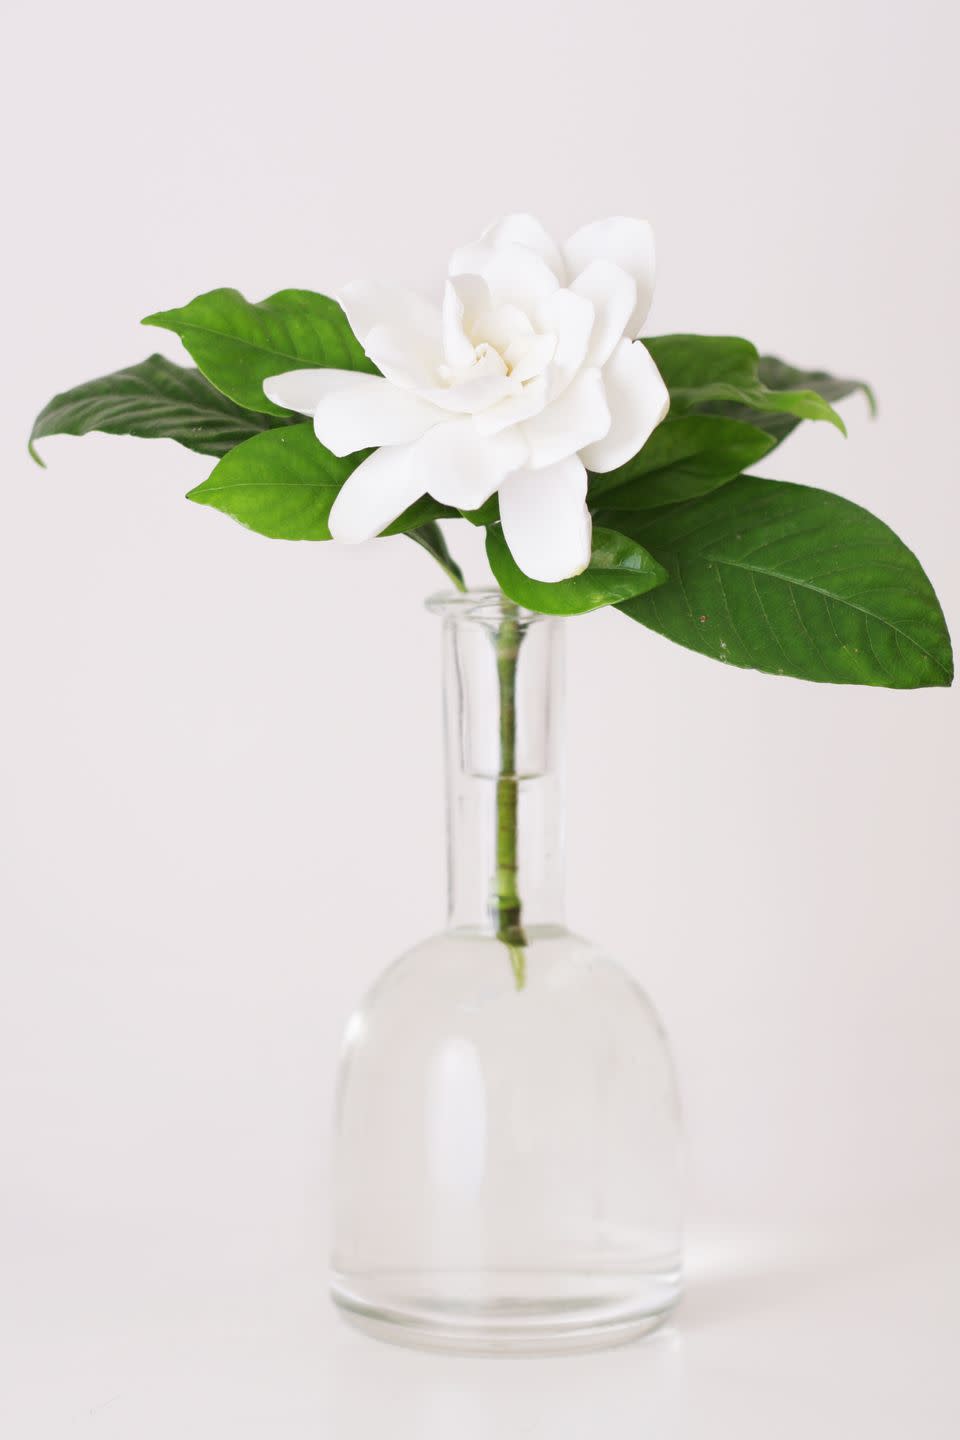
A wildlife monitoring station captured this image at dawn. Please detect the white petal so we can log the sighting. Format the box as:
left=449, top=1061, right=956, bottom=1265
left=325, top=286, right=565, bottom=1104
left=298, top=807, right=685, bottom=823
left=562, top=218, right=656, bottom=335
left=312, top=375, right=444, bottom=457
left=442, top=277, right=483, bottom=371
left=263, top=368, right=362, bottom=415
left=411, top=419, right=527, bottom=510
left=533, top=287, right=595, bottom=399
left=340, top=280, right=440, bottom=350
left=420, top=373, right=519, bottom=415
left=521, top=368, right=610, bottom=470
left=327, top=444, right=426, bottom=543
left=570, top=260, right=637, bottom=369
left=449, top=241, right=560, bottom=309
left=470, top=301, right=533, bottom=353
left=579, top=340, right=670, bottom=473
left=473, top=376, right=550, bottom=436
left=468, top=344, right=509, bottom=379
left=339, top=280, right=442, bottom=389
left=480, top=214, right=565, bottom=282
left=498, top=457, right=592, bottom=583
left=503, top=332, right=556, bottom=382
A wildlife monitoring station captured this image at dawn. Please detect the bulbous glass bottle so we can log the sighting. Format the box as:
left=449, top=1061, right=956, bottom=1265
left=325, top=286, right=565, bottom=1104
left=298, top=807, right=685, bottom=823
left=331, top=591, right=682, bottom=1353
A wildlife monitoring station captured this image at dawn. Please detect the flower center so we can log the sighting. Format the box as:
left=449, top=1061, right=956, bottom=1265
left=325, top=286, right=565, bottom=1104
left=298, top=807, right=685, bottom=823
left=441, top=332, right=557, bottom=389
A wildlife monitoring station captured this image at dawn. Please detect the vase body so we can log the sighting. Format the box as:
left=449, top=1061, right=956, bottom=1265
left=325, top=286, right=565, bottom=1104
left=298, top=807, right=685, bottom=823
left=331, top=591, right=682, bottom=1353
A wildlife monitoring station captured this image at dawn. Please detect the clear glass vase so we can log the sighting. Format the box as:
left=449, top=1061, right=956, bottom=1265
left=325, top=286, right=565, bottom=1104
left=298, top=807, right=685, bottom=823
left=331, top=590, right=683, bottom=1354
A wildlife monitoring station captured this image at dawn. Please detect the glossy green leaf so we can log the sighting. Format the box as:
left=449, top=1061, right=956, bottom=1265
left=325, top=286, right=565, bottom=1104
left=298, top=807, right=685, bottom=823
left=28, top=355, right=283, bottom=464
left=487, top=523, right=667, bottom=615
left=589, top=415, right=778, bottom=510
left=463, top=414, right=766, bottom=528
left=408, top=521, right=466, bottom=590
left=187, top=424, right=354, bottom=538
left=696, top=354, right=876, bottom=445
left=461, top=414, right=776, bottom=528
left=460, top=345, right=870, bottom=529
left=758, top=355, right=875, bottom=414
left=646, top=335, right=848, bottom=434
left=461, top=494, right=499, bottom=528
left=143, top=288, right=375, bottom=417
left=186, top=423, right=450, bottom=541
left=607, top=476, right=952, bottom=688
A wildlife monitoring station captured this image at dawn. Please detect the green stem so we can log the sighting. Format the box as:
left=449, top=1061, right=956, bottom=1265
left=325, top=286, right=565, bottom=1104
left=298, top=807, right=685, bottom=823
left=493, top=610, right=527, bottom=989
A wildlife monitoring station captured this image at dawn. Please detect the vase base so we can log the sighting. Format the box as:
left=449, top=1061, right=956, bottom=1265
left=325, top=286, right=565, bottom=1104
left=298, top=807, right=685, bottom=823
left=331, top=1269, right=682, bottom=1356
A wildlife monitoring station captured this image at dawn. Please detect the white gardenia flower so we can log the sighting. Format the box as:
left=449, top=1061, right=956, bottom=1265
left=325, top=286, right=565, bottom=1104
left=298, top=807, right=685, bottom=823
left=264, top=214, right=669, bottom=583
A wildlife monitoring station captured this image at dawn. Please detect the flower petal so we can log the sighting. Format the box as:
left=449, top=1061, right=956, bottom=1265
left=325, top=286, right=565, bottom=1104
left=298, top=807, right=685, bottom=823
left=503, top=332, right=556, bottom=383
left=420, top=373, right=519, bottom=415
left=449, top=241, right=560, bottom=310
left=570, top=260, right=637, bottom=369
left=521, top=368, right=610, bottom=470
left=579, top=340, right=670, bottom=474
left=263, top=368, right=363, bottom=415
left=442, top=276, right=485, bottom=371
left=470, top=300, right=534, bottom=354
left=498, top=456, right=592, bottom=582
left=473, top=376, right=550, bottom=436
left=480, top=214, right=565, bottom=282
left=339, top=281, right=442, bottom=389
left=562, top=218, right=655, bottom=335
left=313, top=375, right=444, bottom=457
left=534, top=287, right=595, bottom=399
left=411, top=419, right=527, bottom=510
left=327, top=443, right=426, bottom=543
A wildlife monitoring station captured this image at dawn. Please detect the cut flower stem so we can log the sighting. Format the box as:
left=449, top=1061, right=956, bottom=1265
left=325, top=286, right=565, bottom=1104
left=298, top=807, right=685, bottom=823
left=493, top=607, right=527, bottom=989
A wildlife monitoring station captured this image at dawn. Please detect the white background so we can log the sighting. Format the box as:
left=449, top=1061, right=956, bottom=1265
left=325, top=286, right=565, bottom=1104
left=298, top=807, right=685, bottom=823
left=3, top=0, right=958, bottom=1433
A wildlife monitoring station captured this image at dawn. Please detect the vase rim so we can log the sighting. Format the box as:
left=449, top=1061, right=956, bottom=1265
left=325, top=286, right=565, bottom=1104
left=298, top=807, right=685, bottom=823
left=425, top=588, right=555, bottom=627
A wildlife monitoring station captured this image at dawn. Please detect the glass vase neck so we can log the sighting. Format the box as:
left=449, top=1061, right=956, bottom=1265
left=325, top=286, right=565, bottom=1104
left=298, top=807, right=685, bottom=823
left=428, top=591, right=565, bottom=961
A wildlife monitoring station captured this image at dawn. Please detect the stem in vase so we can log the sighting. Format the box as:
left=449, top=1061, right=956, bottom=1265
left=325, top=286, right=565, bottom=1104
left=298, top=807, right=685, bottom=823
left=493, top=610, right=527, bottom=989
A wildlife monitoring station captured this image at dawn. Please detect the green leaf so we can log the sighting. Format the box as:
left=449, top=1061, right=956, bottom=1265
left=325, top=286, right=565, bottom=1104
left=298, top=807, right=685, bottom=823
left=486, top=523, right=668, bottom=615
left=186, top=424, right=451, bottom=541
left=187, top=424, right=353, bottom=538
left=606, top=476, right=952, bottom=688
left=28, top=354, right=283, bottom=464
left=695, top=354, right=876, bottom=445
left=408, top=521, right=466, bottom=590
left=463, top=414, right=776, bottom=529
left=143, top=288, right=375, bottom=417
left=461, top=495, right=499, bottom=528
left=757, top=355, right=876, bottom=415
left=646, top=335, right=848, bottom=434
left=468, top=418, right=772, bottom=532
left=589, top=415, right=778, bottom=510
left=461, top=342, right=865, bottom=527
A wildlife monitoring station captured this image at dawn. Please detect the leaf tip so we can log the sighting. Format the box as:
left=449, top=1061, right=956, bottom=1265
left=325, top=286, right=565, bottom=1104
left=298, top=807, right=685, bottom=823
left=815, top=398, right=848, bottom=437
left=913, top=661, right=954, bottom=689
left=28, top=438, right=46, bottom=468
left=934, top=638, right=954, bottom=688
left=650, top=556, right=670, bottom=589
